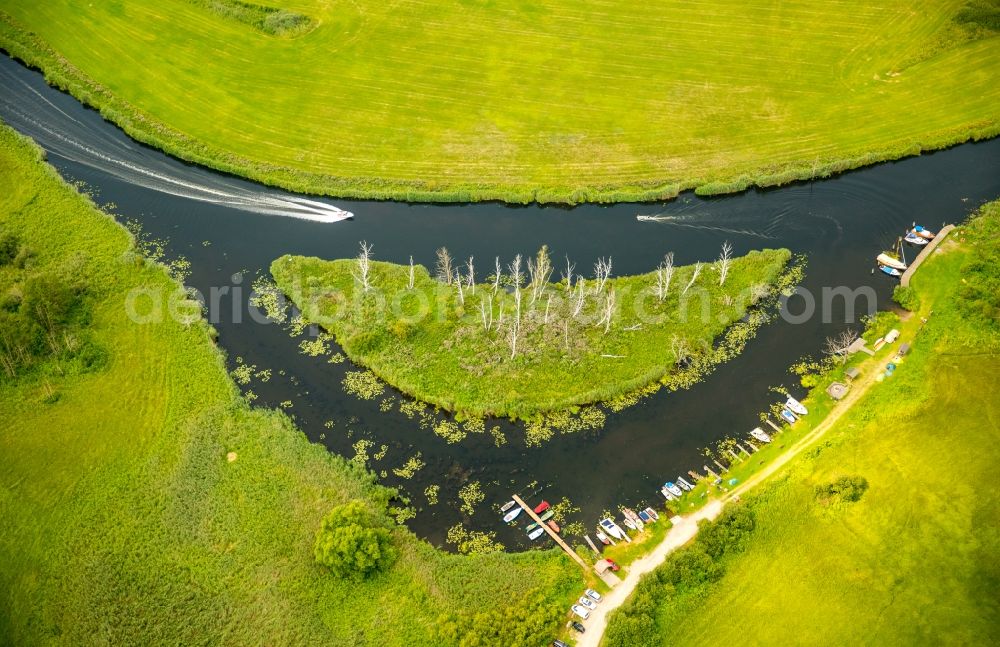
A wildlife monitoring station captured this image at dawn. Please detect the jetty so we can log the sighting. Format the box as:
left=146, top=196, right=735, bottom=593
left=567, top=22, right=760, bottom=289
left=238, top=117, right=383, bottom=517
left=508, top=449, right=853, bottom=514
left=901, top=224, right=954, bottom=287
left=512, top=494, right=589, bottom=571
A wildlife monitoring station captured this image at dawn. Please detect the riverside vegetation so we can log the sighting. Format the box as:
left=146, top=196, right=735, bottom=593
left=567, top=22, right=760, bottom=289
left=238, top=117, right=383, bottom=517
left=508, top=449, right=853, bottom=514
left=0, top=1, right=998, bottom=202
left=603, top=199, right=1000, bottom=646
left=0, top=122, right=584, bottom=645
left=271, top=244, right=792, bottom=420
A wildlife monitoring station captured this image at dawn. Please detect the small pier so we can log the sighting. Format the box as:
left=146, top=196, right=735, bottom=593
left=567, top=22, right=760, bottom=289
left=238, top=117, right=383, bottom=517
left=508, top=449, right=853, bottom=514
left=512, top=494, right=589, bottom=571
left=901, top=224, right=954, bottom=287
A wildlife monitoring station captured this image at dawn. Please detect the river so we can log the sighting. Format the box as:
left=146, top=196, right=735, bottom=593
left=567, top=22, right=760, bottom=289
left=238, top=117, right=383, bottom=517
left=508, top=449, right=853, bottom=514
left=2, top=53, right=998, bottom=549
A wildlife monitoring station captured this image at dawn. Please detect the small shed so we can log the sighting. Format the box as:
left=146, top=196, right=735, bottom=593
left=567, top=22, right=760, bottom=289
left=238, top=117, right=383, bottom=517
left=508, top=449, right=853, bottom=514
left=885, top=329, right=901, bottom=343
left=827, top=382, right=849, bottom=400
left=845, top=367, right=861, bottom=381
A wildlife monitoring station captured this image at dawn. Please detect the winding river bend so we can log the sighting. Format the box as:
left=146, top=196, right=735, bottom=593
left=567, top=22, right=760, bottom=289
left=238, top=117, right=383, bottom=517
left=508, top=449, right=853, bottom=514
left=3, top=53, right=998, bottom=548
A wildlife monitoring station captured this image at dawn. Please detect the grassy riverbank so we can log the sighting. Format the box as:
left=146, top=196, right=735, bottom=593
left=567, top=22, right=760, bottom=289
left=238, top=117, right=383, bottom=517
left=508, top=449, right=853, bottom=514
left=271, top=246, right=791, bottom=419
left=1, top=1, right=999, bottom=203
left=0, top=123, right=583, bottom=645
left=603, top=200, right=1000, bottom=645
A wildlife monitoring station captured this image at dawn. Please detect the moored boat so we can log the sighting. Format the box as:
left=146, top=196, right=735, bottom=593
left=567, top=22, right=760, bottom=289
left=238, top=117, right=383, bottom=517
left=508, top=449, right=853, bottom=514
left=600, top=518, right=625, bottom=540
left=750, top=427, right=772, bottom=443
left=595, top=530, right=611, bottom=545
left=876, top=252, right=907, bottom=271
left=664, top=482, right=683, bottom=497
left=537, top=510, right=554, bottom=522
left=527, top=527, right=545, bottom=540
left=785, top=396, right=808, bottom=416
left=677, top=476, right=694, bottom=490
left=904, top=231, right=928, bottom=246
left=638, top=509, right=652, bottom=523
left=913, top=225, right=935, bottom=239
left=533, top=500, right=550, bottom=514
left=502, top=507, right=522, bottom=523
left=660, top=486, right=676, bottom=501
left=547, top=520, right=560, bottom=533
left=780, top=408, right=797, bottom=424
left=643, top=507, right=660, bottom=521
left=878, top=262, right=902, bottom=278
left=622, top=518, right=637, bottom=531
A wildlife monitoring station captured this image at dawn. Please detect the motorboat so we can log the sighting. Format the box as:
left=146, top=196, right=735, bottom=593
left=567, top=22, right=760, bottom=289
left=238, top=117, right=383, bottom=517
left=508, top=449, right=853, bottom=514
left=904, top=231, right=928, bottom=246
left=660, top=486, right=676, bottom=501
left=622, top=518, right=637, bottom=531
left=643, top=507, right=660, bottom=521
left=677, top=476, right=694, bottom=490
left=599, top=518, right=625, bottom=540
left=913, top=225, right=935, bottom=239
left=876, top=252, right=907, bottom=270
left=664, top=482, right=683, bottom=497
left=502, top=507, right=522, bottom=523
left=638, top=509, right=652, bottom=523
left=527, top=527, right=545, bottom=540
left=595, top=530, right=611, bottom=545
left=780, top=408, right=798, bottom=424
left=533, top=500, right=550, bottom=514
left=786, top=396, right=807, bottom=416
left=749, top=427, right=772, bottom=443
left=878, top=262, right=902, bottom=278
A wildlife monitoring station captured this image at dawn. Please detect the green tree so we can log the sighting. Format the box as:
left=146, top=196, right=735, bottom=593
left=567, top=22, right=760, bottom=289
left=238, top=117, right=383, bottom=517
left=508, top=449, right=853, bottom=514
left=313, top=500, right=396, bottom=578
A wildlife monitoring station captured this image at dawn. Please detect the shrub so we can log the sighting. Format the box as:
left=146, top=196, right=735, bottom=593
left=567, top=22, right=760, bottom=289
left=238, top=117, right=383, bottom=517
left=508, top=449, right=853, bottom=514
left=313, top=500, right=396, bottom=578
left=893, top=285, right=921, bottom=312
left=815, top=475, right=869, bottom=504
left=0, top=230, right=19, bottom=265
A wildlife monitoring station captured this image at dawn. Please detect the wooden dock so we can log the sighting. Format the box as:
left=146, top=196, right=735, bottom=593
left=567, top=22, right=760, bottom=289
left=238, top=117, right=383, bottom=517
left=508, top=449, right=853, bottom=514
left=901, top=224, right=954, bottom=287
left=512, top=494, right=589, bottom=571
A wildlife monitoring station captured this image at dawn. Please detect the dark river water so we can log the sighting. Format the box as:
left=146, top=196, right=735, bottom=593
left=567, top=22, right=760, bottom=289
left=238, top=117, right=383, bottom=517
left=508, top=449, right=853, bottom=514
left=2, top=53, right=998, bottom=549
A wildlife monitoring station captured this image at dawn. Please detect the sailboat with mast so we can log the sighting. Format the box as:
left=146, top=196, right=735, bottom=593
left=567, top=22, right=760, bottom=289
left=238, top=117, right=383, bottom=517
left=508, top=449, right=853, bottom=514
left=876, top=237, right=907, bottom=277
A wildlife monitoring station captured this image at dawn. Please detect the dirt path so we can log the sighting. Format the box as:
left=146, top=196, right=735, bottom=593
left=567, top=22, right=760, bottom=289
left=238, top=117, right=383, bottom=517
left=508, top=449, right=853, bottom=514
left=576, top=353, right=893, bottom=646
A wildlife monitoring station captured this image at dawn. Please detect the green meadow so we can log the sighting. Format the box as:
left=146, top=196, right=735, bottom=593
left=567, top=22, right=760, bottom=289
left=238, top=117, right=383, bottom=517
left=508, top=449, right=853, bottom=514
left=0, top=122, right=583, bottom=645
left=603, top=200, right=1000, bottom=645
left=271, top=246, right=790, bottom=419
left=1, top=0, right=998, bottom=202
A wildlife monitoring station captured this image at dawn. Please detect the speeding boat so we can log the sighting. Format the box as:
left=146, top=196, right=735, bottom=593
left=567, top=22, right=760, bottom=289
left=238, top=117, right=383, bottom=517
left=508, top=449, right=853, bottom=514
left=527, top=527, right=545, bottom=540
left=664, top=482, right=683, bottom=497
left=877, top=262, right=903, bottom=278
left=533, top=500, right=550, bottom=514
left=750, top=427, right=772, bottom=443
left=599, top=518, right=625, bottom=540
left=595, top=530, right=611, bottom=545
left=502, top=507, right=522, bottom=523
left=643, top=507, right=660, bottom=521
left=785, top=396, right=808, bottom=416
left=500, top=500, right=516, bottom=513
left=913, top=225, right=936, bottom=239
left=904, top=231, right=928, bottom=246
left=780, top=408, right=798, bottom=424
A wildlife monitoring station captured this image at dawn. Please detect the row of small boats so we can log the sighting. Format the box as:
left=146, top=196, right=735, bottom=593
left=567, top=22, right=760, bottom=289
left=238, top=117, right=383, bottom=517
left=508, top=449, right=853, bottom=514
left=499, top=499, right=561, bottom=540
left=595, top=506, right=660, bottom=544
left=876, top=224, right=935, bottom=277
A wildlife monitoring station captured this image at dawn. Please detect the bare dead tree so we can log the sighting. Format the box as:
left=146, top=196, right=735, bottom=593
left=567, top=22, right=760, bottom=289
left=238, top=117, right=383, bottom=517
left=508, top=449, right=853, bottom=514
left=593, top=256, right=612, bottom=294
left=749, top=283, right=770, bottom=303
left=544, top=294, right=552, bottom=324
left=562, top=255, right=576, bottom=291
left=407, top=255, right=415, bottom=290
left=466, top=257, right=475, bottom=294
left=597, top=289, right=617, bottom=333
left=670, top=334, right=691, bottom=365
left=479, top=296, right=490, bottom=331
left=682, top=261, right=702, bottom=295
left=436, top=247, right=454, bottom=284
left=455, top=271, right=465, bottom=305
left=508, top=254, right=523, bottom=291
left=352, top=240, right=373, bottom=292
left=572, top=277, right=587, bottom=318
left=718, top=241, right=733, bottom=286
left=508, top=317, right=520, bottom=359
left=824, top=328, right=859, bottom=363
left=492, top=256, right=502, bottom=294
left=655, top=252, right=675, bottom=302
left=527, top=245, right=553, bottom=305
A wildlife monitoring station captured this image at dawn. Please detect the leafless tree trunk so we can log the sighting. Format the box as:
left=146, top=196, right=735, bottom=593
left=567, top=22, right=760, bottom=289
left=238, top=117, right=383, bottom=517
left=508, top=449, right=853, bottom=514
left=682, top=261, right=702, bottom=295
left=479, top=297, right=490, bottom=331
left=436, top=247, right=454, bottom=284
left=824, top=328, right=859, bottom=363
left=562, top=256, right=576, bottom=291
left=718, top=241, right=733, bottom=286
left=670, top=334, right=691, bottom=364
left=465, top=256, right=475, bottom=294
left=655, top=252, right=675, bottom=302
left=598, top=289, right=617, bottom=333
left=572, top=277, right=587, bottom=318
left=544, top=294, right=552, bottom=324
left=455, top=272, right=465, bottom=305
left=351, top=240, right=373, bottom=292
left=492, top=256, right=502, bottom=294
left=528, top=245, right=552, bottom=305
left=508, top=254, right=523, bottom=291
left=593, top=257, right=612, bottom=294
left=407, top=255, right=415, bottom=290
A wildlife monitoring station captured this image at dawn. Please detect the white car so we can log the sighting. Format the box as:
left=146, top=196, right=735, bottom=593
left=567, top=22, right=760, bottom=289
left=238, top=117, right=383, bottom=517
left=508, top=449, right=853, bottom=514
left=578, top=596, right=597, bottom=610
left=571, top=604, right=591, bottom=620
left=585, top=588, right=602, bottom=602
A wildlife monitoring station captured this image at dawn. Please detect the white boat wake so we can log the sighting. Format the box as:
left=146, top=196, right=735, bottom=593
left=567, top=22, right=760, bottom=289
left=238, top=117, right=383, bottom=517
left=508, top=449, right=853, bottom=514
left=0, top=66, right=352, bottom=223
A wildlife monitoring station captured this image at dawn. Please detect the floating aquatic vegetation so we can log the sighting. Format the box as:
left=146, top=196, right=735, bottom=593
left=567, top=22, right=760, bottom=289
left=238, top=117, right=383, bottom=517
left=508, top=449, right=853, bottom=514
left=249, top=275, right=288, bottom=323
left=230, top=357, right=255, bottom=385
left=279, top=400, right=293, bottom=409
left=458, top=481, right=484, bottom=516
left=342, top=370, right=386, bottom=400
left=434, top=420, right=466, bottom=444
left=446, top=523, right=504, bottom=555
left=298, top=334, right=331, bottom=356
left=373, top=444, right=389, bottom=461
left=328, top=352, right=346, bottom=364
left=489, top=426, right=506, bottom=447
left=350, top=439, right=374, bottom=466
left=424, top=485, right=440, bottom=505
left=392, top=452, right=425, bottom=479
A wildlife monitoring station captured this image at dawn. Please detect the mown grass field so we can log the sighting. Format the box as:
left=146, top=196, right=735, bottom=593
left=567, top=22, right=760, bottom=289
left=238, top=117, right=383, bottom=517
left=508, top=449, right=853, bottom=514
left=0, top=122, right=583, bottom=645
left=1, top=1, right=998, bottom=202
left=603, top=201, right=1000, bottom=645
left=271, top=246, right=790, bottom=418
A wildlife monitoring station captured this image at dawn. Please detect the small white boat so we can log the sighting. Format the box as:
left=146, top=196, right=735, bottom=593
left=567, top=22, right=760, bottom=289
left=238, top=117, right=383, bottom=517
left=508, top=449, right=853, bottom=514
left=677, top=476, right=694, bottom=490
left=500, top=500, right=516, bottom=513
left=664, top=482, right=683, bottom=497
left=876, top=253, right=907, bottom=271
left=643, top=507, right=660, bottom=521
left=622, top=518, right=637, bottom=531
left=660, top=486, right=676, bottom=501
left=600, top=518, right=625, bottom=540
left=502, top=507, right=522, bottom=523
left=904, top=231, right=928, bottom=246
left=595, top=530, right=611, bottom=545
left=622, top=508, right=645, bottom=530
left=527, top=526, right=545, bottom=540
left=785, top=396, right=808, bottom=416
left=750, top=427, right=772, bottom=443
left=913, top=225, right=935, bottom=239
left=878, top=262, right=903, bottom=278
left=780, top=408, right=797, bottom=424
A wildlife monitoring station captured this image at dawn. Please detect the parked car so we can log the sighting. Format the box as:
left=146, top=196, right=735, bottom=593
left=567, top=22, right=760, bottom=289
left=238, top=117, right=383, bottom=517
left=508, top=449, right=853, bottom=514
left=570, top=621, right=586, bottom=633
left=570, top=604, right=591, bottom=620
left=578, top=596, right=597, bottom=610
left=552, top=641, right=569, bottom=647
left=606, top=558, right=620, bottom=572
left=585, top=588, right=602, bottom=602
